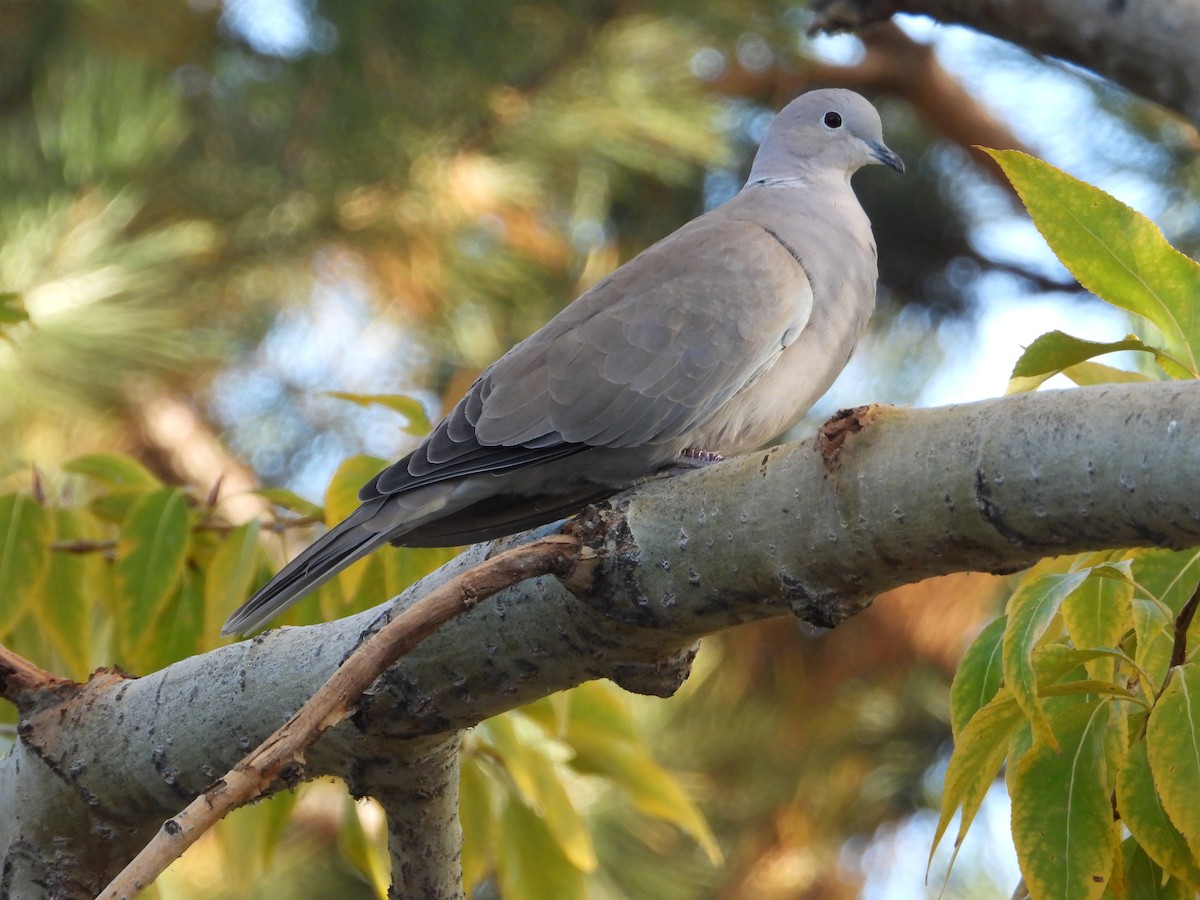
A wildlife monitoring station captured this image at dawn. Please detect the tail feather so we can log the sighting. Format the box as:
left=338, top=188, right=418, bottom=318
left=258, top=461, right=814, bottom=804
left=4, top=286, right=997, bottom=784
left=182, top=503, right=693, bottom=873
left=220, top=516, right=391, bottom=636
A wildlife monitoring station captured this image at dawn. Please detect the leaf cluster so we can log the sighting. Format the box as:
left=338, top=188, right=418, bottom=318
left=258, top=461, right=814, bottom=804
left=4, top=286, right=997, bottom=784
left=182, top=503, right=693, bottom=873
left=934, top=151, right=1200, bottom=899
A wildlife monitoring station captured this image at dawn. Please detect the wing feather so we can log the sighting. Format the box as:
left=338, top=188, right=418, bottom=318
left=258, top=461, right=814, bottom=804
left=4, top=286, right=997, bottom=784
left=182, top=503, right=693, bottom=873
left=362, top=213, right=813, bottom=500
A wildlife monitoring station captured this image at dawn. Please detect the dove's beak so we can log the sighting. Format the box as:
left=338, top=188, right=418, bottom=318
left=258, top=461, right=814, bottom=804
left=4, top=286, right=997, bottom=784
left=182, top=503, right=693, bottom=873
left=870, top=141, right=905, bottom=174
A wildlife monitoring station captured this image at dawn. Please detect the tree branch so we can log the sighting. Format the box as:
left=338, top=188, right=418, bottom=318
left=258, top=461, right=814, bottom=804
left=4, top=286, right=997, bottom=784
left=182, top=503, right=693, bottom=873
left=713, top=22, right=1034, bottom=187
left=810, top=0, right=1200, bottom=128
left=0, top=644, right=74, bottom=711
left=97, top=535, right=581, bottom=900
left=364, top=736, right=465, bottom=900
left=4, top=381, right=1200, bottom=896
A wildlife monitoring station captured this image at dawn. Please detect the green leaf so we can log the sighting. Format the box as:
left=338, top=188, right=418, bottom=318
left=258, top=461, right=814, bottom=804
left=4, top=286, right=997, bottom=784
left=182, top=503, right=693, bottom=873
left=931, top=692, right=1024, bottom=870
left=323, top=455, right=389, bottom=601
left=338, top=796, right=389, bottom=899
left=1129, top=548, right=1200, bottom=689
left=1117, top=737, right=1200, bottom=891
left=1039, top=678, right=1140, bottom=703
left=0, top=292, right=28, bottom=343
left=1133, top=596, right=1176, bottom=694
left=563, top=688, right=720, bottom=863
left=253, top=487, right=323, bottom=520
left=114, top=487, right=191, bottom=667
left=1110, top=837, right=1191, bottom=900
left=950, top=615, right=1007, bottom=737
left=1033, top=643, right=1106, bottom=682
left=560, top=680, right=642, bottom=743
left=498, top=796, right=587, bottom=900
left=64, top=452, right=161, bottom=489
left=203, top=521, right=264, bottom=638
left=0, top=292, right=28, bottom=324
left=1147, top=662, right=1200, bottom=860
left=1131, top=548, right=1200, bottom=617
left=984, top=149, right=1200, bottom=376
left=213, top=791, right=299, bottom=892
left=1103, top=701, right=1131, bottom=798
left=1062, top=568, right=1134, bottom=680
left=460, top=753, right=498, bottom=895
left=1010, top=701, right=1117, bottom=900
left=0, top=494, right=51, bottom=637
left=524, top=749, right=595, bottom=872
left=1008, top=331, right=1172, bottom=394
left=35, top=508, right=108, bottom=677
left=325, top=455, right=390, bottom=525
left=483, top=713, right=596, bottom=871
left=328, top=541, right=455, bottom=624
left=1063, top=360, right=1154, bottom=388
left=1004, top=571, right=1091, bottom=750
left=326, top=391, right=433, bottom=436
left=150, top=568, right=205, bottom=670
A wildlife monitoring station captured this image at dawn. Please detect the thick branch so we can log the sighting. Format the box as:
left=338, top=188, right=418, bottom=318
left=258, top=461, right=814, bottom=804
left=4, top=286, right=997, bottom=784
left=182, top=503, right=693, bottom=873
left=365, top=736, right=464, bottom=900
left=98, top=536, right=580, bottom=899
left=3, top=381, right=1199, bottom=895
left=811, top=0, right=1200, bottom=128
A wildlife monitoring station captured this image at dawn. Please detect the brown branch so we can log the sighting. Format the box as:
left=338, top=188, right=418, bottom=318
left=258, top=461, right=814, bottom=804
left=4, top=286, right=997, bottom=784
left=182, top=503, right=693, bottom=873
left=96, top=533, right=585, bottom=900
left=811, top=0, right=1200, bottom=130
left=852, top=23, right=1034, bottom=182
left=193, top=515, right=322, bottom=535
left=0, top=643, right=75, bottom=711
left=1170, top=581, right=1200, bottom=670
left=123, top=384, right=273, bottom=528
left=50, top=539, right=118, bottom=555
left=712, top=22, right=1033, bottom=188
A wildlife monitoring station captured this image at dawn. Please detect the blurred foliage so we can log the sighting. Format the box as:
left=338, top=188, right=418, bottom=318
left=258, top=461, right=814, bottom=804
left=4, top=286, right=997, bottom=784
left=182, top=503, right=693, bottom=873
left=934, top=154, right=1200, bottom=900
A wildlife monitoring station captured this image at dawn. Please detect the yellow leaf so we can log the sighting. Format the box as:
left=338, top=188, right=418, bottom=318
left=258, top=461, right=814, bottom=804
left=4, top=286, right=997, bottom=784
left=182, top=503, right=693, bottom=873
left=1147, top=662, right=1200, bottom=861
left=1118, top=738, right=1200, bottom=890
left=460, top=754, right=498, bottom=894
left=1010, top=702, right=1116, bottom=900
left=0, top=493, right=51, bottom=637
left=1003, top=571, right=1091, bottom=751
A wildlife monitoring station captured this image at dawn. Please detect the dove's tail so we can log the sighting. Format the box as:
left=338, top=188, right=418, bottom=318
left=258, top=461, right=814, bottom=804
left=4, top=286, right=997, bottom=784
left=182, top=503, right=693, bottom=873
left=220, top=512, right=392, bottom=637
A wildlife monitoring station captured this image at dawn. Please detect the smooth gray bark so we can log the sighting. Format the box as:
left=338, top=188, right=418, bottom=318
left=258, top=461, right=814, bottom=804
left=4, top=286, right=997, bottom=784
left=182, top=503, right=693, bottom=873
left=3, top=380, right=1200, bottom=897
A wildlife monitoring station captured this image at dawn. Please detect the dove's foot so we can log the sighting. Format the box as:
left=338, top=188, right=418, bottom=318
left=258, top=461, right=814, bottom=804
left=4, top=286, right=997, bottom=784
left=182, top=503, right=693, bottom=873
left=667, top=448, right=729, bottom=472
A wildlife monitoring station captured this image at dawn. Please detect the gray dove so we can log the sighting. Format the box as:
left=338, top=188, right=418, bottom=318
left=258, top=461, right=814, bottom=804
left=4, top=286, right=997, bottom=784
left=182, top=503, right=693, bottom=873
left=222, top=88, right=903, bottom=636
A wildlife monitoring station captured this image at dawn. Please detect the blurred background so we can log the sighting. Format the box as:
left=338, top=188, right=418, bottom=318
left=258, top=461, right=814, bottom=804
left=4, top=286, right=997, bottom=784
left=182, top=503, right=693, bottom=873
left=1, top=0, right=1196, bottom=897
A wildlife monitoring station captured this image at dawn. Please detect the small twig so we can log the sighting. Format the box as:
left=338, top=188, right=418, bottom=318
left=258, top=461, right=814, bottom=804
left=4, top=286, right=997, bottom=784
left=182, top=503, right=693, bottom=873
left=52, top=518, right=322, bottom=552
left=50, top=539, right=118, bottom=555
left=1169, top=581, right=1200, bottom=669
left=193, top=515, right=322, bottom=535
left=0, top=643, right=75, bottom=709
left=97, top=533, right=584, bottom=900
left=204, top=473, right=224, bottom=511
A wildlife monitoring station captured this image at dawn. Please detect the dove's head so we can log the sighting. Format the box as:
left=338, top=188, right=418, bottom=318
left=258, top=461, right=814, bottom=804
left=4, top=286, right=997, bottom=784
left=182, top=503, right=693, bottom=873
left=747, top=89, right=904, bottom=185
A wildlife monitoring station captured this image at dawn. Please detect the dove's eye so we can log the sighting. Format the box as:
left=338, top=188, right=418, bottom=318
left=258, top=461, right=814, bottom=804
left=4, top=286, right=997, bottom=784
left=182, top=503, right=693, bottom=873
left=823, top=111, right=842, bottom=129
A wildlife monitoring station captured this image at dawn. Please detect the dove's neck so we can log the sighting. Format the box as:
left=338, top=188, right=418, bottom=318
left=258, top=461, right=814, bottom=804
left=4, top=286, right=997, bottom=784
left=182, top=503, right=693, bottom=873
left=732, top=175, right=868, bottom=241
left=746, top=151, right=858, bottom=187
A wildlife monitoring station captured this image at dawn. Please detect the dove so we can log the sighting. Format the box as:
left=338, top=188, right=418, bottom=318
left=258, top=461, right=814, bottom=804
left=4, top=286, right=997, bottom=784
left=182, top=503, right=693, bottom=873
left=221, top=88, right=903, bottom=636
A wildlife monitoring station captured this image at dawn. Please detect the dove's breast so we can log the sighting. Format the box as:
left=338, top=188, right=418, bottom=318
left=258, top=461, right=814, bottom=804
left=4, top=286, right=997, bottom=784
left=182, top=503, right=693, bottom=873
left=682, top=182, right=878, bottom=455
